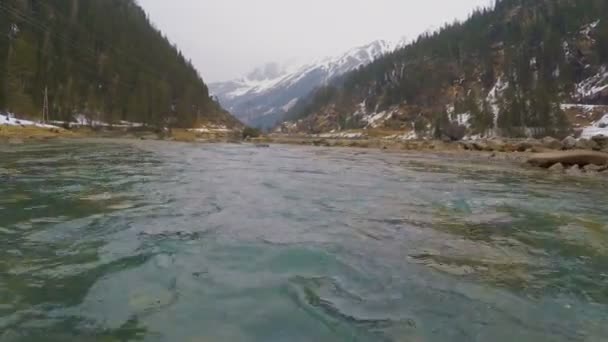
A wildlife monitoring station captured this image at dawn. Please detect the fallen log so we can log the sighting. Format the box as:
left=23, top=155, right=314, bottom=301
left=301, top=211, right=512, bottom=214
left=527, top=150, right=608, bottom=168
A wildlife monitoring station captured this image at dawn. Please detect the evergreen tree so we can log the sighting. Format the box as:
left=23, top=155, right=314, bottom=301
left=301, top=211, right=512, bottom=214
left=0, top=0, right=237, bottom=127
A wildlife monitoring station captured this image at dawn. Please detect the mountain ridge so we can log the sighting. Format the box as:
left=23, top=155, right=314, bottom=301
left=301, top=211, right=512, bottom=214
left=210, top=39, right=405, bottom=129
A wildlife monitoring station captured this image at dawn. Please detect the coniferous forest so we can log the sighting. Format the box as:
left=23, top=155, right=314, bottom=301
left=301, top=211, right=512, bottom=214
left=283, top=0, right=608, bottom=137
left=0, top=0, right=237, bottom=127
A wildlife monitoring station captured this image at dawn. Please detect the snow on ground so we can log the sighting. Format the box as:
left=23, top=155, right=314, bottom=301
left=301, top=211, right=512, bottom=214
left=574, top=66, right=608, bottom=101
left=51, top=115, right=145, bottom=128
left=487, top=77, right=509, bottom=128
left=281, top=98, right=299, bottom=112
left=561, top=104, right=607, bottom=111
left=187, top=125, right=231, bottom=133
left=383, top=131, right=418, bottom=141
left=356, top=103, right=398, bottom=129
left=1, top=113, right=58, bottom=128
left=317, top=132, right=365, bottom=139
left=581, top=114, right=608, bottom=139
left=580, top=20, right=600, bottom=38
left=451, top=112, right=471, bottom=127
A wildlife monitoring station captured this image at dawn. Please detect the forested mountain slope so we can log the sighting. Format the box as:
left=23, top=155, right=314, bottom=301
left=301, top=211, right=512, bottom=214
left=279, top=0, right=608, bottom=138
left=0, top=0, right=238, bottom=128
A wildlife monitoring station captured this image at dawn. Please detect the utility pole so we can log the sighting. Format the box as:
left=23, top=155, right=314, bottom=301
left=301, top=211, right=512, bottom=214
left=42, top=86, right=49, bottom=123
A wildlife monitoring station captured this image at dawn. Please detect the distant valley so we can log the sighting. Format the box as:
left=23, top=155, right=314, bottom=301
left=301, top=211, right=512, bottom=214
left=210, top=40, right=404, bottom=129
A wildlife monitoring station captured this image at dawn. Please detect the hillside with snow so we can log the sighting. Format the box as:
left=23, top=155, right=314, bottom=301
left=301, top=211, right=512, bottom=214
left=277, top=0, right=608, bottom=139
left=210, top=40, right=403, bottom=129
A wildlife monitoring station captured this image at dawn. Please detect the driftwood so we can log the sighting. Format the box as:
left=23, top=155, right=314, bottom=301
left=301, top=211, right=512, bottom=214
left=527, top=150, right=608, bottom=168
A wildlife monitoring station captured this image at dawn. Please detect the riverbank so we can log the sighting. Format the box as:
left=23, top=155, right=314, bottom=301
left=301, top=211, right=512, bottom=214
left=4, top=125, right=608, bottom=177
left=249, top=133, right=608, bottom=176
left=0, top=124, right=241, bottom=144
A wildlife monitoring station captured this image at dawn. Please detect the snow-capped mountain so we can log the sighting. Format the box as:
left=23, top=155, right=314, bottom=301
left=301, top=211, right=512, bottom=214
left=210, top=40, right=403, bottom=128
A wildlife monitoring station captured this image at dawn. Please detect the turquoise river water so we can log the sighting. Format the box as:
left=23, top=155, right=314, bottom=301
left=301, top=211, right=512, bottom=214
left=0, top=140, right=607, bottom=341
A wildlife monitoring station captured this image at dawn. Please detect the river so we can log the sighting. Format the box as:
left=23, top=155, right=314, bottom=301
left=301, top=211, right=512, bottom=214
left=1, top=140, right=607, bottom=341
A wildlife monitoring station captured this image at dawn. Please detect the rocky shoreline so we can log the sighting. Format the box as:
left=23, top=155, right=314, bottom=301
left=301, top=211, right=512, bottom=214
left=4, top=125, right=608, bottom=177
left=251, top=134, right=608, bottom=177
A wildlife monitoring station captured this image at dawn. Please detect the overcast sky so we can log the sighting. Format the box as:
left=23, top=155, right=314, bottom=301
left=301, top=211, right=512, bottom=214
left=138, top=0, right=494, bottom=83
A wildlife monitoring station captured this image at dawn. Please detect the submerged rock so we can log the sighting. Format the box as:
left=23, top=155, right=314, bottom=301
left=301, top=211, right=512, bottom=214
left=527, top=151, right=608, bottom=168
left=548, top=163, right=565, bottom=172
left=7, top=138, right=24, bottom=145
left=566, top=165, right=583, bottom=176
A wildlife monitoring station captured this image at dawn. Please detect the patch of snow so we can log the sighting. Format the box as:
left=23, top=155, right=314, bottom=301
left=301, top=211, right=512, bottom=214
left=561, top=104, right=607, bottom=112
left=281, top=98, right=299, bottom=112
left=580, top=20, right=601, bottom=38
left=384, top=131, right=418, bottom=141
left=574, top=66, right=608, bottom=101
left=0, top=112, right=59, bottom=128
left=581, top=114, right=608, bottom=139
left=187, top=124, right=231, bottom=133
left=451, top=112, right=471, bottom=128
left=446, top=105, right=455, bottom=115
left=463, top=134, right=482, bottom=141
left=317, top=132, right=365, bottom=139
left=356, top=104, right=398, bottom=129
left=487, top=77, right=509, bottom=128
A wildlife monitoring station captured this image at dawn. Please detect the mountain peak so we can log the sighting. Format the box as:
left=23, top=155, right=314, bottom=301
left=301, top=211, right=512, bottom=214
left=245, top=62, right=286, bottom=82
left=210, top=39, right=403, bottom=128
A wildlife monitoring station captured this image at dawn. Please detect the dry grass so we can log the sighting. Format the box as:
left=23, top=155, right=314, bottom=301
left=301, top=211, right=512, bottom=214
left=0, top=125, right=78, bottom=140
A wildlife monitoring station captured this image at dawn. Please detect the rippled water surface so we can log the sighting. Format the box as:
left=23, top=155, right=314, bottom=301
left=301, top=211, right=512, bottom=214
left=1, top=140, right=607, bottom=341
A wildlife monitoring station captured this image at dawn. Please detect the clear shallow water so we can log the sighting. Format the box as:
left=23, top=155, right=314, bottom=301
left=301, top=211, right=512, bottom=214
left=1, top=140, right=607, bottom=341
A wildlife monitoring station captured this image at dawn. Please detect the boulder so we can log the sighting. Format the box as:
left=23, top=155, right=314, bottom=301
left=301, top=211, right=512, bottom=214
left=591, top=135, right=608, bottom=149
left=465, top=141, right=490, bottom=151
left=459, top=141, right=476, bottom=151
left=575, top=138, right=600, bottom=151
left=541, top=136, right=562, bottom=150
left=516, top=138, right=542, bottom=152
left=561, top=136, right=577, bottom=150
left=566, top=165, right=583, bottom=176
left=548, top=163, right=565, bottom=172
left=527, top=150, right=608, bottom=168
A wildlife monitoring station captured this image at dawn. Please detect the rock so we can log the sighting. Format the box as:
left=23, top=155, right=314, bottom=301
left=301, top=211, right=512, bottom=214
left=561, top=136, right=577, bottom=150
left=487, top=139, right=516, bottom=152
left=591, top=135, right=608, bottom=149
left=583, top=164, right=608, bottom=173
left=575, top=138, right=600, bottom=151
left=527, top=150, right=608, bottom=168
left=7, top=138, right=24, bottom=145
left=516, top=138, right=541, bottom=152
left=566, top=165, right=583, bottom=176
left=541, top=136, right=562, bottom=150
left=472, top=141, right=491, bottom=151
left=548, top=163, right=565, bottom=172
left=459, top=141, right=474, bottom=150
left=312, top=139, right=329, bottom=147
left=255, top=144, right=270, bottom=148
